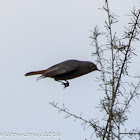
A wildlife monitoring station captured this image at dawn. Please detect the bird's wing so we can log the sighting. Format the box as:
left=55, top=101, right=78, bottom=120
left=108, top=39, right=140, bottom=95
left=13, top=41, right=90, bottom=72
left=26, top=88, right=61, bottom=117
left=42, top=61, right=78, bottom=77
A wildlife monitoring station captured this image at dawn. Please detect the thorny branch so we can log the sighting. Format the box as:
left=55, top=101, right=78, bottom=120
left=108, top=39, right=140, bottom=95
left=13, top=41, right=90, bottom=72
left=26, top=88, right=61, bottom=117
left=49, top=101, right=107, bottom=138
left=120, top=128, right=140, bottom=139
left=91, top=1, right=140, bottom=139
left=90, top=1, right=140, bottom=139
left=104, top=3, right=140, bottom=140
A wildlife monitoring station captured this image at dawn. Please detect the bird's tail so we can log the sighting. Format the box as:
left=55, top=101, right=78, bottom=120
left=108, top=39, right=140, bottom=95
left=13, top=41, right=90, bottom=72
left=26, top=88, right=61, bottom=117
left=25, top=70, right=46, bottom=76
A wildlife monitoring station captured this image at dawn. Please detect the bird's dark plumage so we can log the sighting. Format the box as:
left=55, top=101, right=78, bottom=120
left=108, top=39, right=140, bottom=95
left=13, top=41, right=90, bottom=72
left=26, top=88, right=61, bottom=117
left=25, top=60, right=100, bottom=88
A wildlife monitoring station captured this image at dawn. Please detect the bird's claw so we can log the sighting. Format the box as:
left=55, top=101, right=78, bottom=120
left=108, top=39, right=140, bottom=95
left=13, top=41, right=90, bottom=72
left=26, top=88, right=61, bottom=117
left=61, top=81, right=69, bottom=88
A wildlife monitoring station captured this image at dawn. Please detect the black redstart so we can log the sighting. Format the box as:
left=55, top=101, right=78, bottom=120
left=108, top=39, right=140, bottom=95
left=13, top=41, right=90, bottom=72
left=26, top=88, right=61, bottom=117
left=25, top=59, right=100, bottom=88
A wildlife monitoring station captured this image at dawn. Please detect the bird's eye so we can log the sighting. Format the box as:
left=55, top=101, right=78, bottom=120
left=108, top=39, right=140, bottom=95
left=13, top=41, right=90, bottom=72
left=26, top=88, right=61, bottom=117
left=90, top=64, right=93, bottom=67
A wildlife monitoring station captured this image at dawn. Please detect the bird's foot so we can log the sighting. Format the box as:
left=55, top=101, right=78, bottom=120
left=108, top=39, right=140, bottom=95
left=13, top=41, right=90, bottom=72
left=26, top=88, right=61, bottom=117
left=61, top=81, right=69, bottom=88
left=55, top=79, right=70, bottom=88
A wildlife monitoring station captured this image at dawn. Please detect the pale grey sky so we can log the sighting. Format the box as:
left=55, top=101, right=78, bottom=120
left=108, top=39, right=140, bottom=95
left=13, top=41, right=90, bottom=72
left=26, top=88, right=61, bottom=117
left=0, top=0, right=140, bottom=140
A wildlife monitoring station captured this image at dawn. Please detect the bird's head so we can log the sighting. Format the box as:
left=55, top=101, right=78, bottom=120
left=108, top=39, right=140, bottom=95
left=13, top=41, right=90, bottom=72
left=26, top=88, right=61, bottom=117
left=89, top=62, right=101, bottom=72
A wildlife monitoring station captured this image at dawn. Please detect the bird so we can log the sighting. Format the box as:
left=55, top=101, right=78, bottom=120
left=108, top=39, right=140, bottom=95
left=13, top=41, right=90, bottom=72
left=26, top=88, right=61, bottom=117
left=25, top=59, right=100, bottom=88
